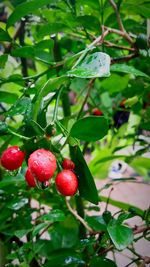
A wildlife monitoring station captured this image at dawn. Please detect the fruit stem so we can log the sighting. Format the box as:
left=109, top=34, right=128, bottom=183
left=8, top=129, right=30, bottom=140
left=65, top=197, right=92, bottom=233
left=52, top=86, right=63, bottom=123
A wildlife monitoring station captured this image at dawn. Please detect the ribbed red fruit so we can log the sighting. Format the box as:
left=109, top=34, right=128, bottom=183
left=1, top=146, right=25, bottom=171
left=28, top=148, right=56, bottom=182
left=55, top=170, right=78, bottom=196
left=25, top=168, right=36, bottom=187
left=62, top=158, right=75, bottom=170
left=92, top=108, right=103, bottom=116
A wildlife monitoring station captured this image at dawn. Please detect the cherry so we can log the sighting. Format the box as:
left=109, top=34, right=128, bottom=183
left=92, top=108, right=103, bottom=116
left=55, top=169, right=78, bottom=196
left=62, top=158, right=75, bottom=170
left=1, top=146, right=25, bottom=171
left=28, top=148, right=56, bottom=182
left=25, top=168, right=36, bottom=187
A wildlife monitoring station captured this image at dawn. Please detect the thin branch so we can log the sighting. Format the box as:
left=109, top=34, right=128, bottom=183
left=39, top=223, right=52, bottom=237
left=111, top=53, right=139, bottom=64
left=98, top=245, right=114, bottom=255
left=104, top=26, right=134, bottom=44
left=77, top=79, right=94, bottom=119
left=108, top=0, right=125, bottom=32
left=124, top=258, right=140, bottom=267
left=104, top=40, right=136, bottom=51
left=65, top=197, right=93, bottom=233
left=108, top=0, right=133, bottom=44
left=133, top=225, right=150, bottom=235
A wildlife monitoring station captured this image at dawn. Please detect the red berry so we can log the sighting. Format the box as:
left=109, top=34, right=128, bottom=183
left=92, top=108, right=103, bottom=116
left=28, top=148, right=57, bottom=182
left=120, top=99, right=126, bottom=108
left=55, top=170, right=78, bottom=196
left=62, top=158, right=75, bottom=170
left=1, top=146, right=25, bottom=171
left=25, top=168, right=36, bottom=187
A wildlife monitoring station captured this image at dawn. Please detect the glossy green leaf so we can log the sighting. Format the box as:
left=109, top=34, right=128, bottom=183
left=67, top=52, right=110, bottom=78
left=111, top=64, right=149, bottom=78
left=11, top=43, right=53, bottom=63
left=86, top=216, right=107, bottom=231
left=0, top=91, right=18, bottom=104
left=8, top=198, right=28, bottom=210
left=90, top=257, right=117, bottom=267
left=42, top=76, right=68, bottom=96
left=0, top=74, right=24, bottom=86
left=50, top=216, right=79, bottom=250
left=0, top=28, right=11, bottom=41
left=39, top=209, right=65, bottom=223
left=107, top=219, right=133, bottom=250
left=6, top=97, right=32, bottom=116
left=7, top=0, right=55, bottom=28
left=0, top=55, right=8, bottom=69
left=71, top=146, right=99, bottom=204
left=15, top=229, right=31, bottom=238
left=32, top=223, right=48, bottom=237
left=101, top=73, right=129, bottom=94
left=44, top=249, right=85, bottom=267
left=70, top=116, right=108, bottom=142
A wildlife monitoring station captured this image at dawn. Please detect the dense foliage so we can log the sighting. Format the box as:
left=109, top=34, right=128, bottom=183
left=0, top=0, right=150, bottom=266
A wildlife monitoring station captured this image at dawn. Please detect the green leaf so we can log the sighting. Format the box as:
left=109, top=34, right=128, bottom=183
left=11, top=46, right=35, bottom=58
left=7, top=0, right=55, bottom=28
left=0, top=122, right=8, bottom=136
left=39, top=209, right=65, bottom=223
left=15, top=229, right=31, bottom=238
left=71, top=146, right=99, bottom=204
left=90, top=257, right=117, bottom=267
left=6, top=97, right=32, bottom=116
left=0, top=74, right=24, bottom=86
left=32, top=223, right=48, bottom=237
left=44, top=249, right=85, bottom=267
left=0, top=28, right=11, bottom=42
left=86, top=216, right=107, bottom=231
left=11, top=43, right=54, bottom=63
left=50, top=216, right=79, bottom=250
left=67, top=52, right=110, bottom=78
left=107, top=219, right=133, bottom=250
left=111, top=64, right=149, bottom=78
left=0, top=91, right=18, bottom=104
left=0, top=55, right=8, bottom=69
left=70, top=116, right=108, bottom=142
left=42, top=76, right=68, bottom=96
left=8, top=198, right=28, bottom=210
left=101, top=73, right=129, bottom=94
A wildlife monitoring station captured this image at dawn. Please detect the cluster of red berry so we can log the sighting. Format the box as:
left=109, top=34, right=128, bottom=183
left=0, top=146, right=78, bottom=196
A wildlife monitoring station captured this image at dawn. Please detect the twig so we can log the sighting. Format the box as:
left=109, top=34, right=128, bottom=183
left=39, top=222, right=52, bottom=237
left=104, top=26, right=133, bottom=44
left=124, top=258, right=140, bottom=267
left=77, top=79, right=94, bottom=119
left=104, top=40, right=136, bottom=51
left=108, top=0, right=125, bottom=32
left=108, top=0, right=133, bottom=44
left=65, top=197, right=93, bottom=233
left=111, top=53, right=139, bottom=64
left=133, top=225, right=150, bottom=235
left=105, top=187, right=114, bottom=211
left=98, top=245, right=114, bottom=256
